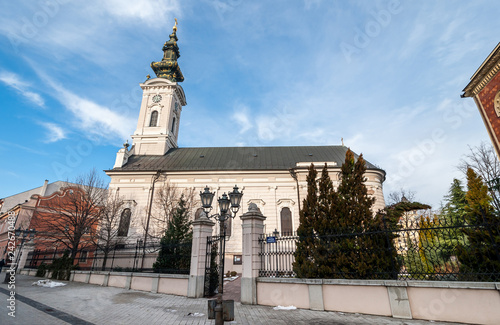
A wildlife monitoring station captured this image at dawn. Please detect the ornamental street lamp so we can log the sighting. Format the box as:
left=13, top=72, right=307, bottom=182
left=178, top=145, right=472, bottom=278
left=3, top=228, right=36, bottom=283
left=200, top=185, right=243, bottom=325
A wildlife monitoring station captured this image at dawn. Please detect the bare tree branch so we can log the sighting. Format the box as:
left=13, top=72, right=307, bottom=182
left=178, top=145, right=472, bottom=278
left=31, top=169, right=107, bottom=262
left=134, top=181, right=198, bottom=242
left=459, top=142, right=500, bottom=210
left=386, top=188, right=416, bottom=206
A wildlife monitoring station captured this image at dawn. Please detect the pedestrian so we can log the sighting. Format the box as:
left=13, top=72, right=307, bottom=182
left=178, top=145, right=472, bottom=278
left=0, top=258, right=5, bottom=273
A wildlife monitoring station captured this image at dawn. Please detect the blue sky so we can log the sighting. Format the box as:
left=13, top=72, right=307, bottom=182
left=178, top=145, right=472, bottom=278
left=0, top=0, right=498, bottom=209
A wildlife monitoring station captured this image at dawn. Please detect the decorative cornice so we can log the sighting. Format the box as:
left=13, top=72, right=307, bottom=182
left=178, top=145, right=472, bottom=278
left=462, top=42, right=500, bottom=98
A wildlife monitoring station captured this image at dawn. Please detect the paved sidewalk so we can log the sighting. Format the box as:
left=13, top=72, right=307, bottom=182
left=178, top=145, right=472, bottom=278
left=0, top=274, right=465, bottom=325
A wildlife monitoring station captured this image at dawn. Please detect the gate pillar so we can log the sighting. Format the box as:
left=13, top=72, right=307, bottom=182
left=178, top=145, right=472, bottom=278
left=187, top=215, right=215, bottom=298
left=240, top=203, right=266, bottom=304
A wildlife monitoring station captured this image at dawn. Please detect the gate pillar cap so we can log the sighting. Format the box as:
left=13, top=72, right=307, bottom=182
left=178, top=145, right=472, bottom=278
left=192, top=216, right=215, bottom=227
left=240, top=203, right=266, bottom=221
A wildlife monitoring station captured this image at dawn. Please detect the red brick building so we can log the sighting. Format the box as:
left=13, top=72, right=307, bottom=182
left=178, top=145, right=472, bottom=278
left=462, top=42, right=500, bottom=158
left=27, top=186, right=100, bottom=269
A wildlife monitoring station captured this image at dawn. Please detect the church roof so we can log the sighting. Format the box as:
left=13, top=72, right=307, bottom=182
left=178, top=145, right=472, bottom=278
left=462, top=42, right=500, bottom=97
left=111, top=146, right=384, bottom=173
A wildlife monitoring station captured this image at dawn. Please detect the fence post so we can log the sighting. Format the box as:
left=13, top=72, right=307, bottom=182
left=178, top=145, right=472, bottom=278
left=187, top=214, right=215, bottom=298
left=240, top=203, right=266, bottom=305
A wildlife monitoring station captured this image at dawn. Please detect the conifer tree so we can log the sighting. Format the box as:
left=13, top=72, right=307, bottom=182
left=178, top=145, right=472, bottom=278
left=315, top=164, right=340, bottom=278
left=153, top=195, right=193, bottom=273
left=334, top=150, right=377, bottom=278
left=435, top=179, right=467, bottom=271
left=293, top=164, right=319, bottom=278
left=458, top=168, right=500, bottom=281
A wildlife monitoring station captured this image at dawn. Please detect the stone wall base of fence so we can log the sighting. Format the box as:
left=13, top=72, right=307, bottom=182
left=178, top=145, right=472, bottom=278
left=18, top=269, right=190, bottom=297
left=256, top=277, right=500, bottom=325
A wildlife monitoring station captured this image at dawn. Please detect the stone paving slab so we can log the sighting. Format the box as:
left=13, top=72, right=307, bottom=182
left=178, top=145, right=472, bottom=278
left=0, top=273, right=467, bottom=325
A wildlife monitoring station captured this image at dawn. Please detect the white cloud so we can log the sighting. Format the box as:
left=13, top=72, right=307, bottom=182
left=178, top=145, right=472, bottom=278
left=231, top=105, right=252, bottom=134
left=0, top=71, right=45, bottom=107
left=34, top=70, right=135, bottom=142
left=102, top=0, right=181, bottom=24
left=40, top=122, right=67, bottom=143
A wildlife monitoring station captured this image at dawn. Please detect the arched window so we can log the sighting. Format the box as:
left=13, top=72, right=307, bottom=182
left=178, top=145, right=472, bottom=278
left=224, top=212, right=232, bottom=237
left=280, top=207, right=292, bottom=236
left=171, top=116, right=176, bottom=133
left=118, top=208, right=131, bottom=237
left=149, top=111, right=158, bottom=127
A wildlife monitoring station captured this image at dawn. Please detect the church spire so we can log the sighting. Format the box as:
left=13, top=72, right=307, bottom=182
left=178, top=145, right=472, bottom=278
left=151, top=18, right=184, bottom=82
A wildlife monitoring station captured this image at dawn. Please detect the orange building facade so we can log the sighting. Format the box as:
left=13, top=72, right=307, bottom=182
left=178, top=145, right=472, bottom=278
left=27, top=186, right=99, bottom=269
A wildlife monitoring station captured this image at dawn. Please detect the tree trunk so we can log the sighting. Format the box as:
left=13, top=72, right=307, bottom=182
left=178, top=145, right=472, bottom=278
left=101, top=251, right=109, bottom=271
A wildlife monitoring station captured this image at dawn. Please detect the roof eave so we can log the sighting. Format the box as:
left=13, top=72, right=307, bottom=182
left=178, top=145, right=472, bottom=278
left=462, top=42, right=500, bottom=98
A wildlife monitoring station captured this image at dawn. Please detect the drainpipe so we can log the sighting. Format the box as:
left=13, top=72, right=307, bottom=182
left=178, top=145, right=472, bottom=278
left=141, top=170, right=162, bottom=270
left=288, top=168, right=301, bottom=213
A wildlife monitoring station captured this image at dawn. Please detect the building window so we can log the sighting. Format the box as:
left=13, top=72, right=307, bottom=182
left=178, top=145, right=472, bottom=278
left=171, top=116, right=176, bottom=133
left=79, top=251, right=88, bottom=263
left=280, top=207, right=292, bottom=236
left=118, top=208, right=131, bottom=237
left=233, top=255, right=242, bottom=265
left=149, top=111, right=158, bottom=127
left=224, top=212, right=232, bottom=237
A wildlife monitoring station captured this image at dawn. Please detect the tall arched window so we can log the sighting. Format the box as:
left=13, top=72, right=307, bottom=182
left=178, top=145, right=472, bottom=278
left=171, top=116, right=176, bottom=133
left=149, top=111, right=158, bottom=127
left=118, top=208, right=131, bottom=237
left=223, top=212, right=232, bottom=237
left=280, top=207, right=292, bottom=236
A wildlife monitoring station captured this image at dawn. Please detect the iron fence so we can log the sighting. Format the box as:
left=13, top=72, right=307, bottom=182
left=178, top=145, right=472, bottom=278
left=259, top=215, right=500, bottom=281
left=25, top=241, right=192, bottom=275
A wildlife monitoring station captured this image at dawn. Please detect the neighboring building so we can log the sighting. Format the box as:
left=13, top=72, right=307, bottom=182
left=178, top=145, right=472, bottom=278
left=0, top=199, right=38, bottom=261
left=462, top=42, right=500, bottom=159
left=105, top=23, right=386, bottom=272
left=1, top=185, right=100, bottom=269
left=25, top=185, right=103, bottom=270
left=0, top=180, right=70, bottom=214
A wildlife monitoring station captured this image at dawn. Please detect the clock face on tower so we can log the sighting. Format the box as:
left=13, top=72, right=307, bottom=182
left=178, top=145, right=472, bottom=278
left=174, top=102, right=179, bottom=113
left=152, top=94, right=162, bottom=103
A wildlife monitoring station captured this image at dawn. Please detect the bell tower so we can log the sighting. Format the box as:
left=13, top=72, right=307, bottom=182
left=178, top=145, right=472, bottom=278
left=129, top=19, right=187, bottom=157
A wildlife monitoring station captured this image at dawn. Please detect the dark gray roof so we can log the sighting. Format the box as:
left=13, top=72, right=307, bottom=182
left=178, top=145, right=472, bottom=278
left=110, top=146, right=384, bottom=173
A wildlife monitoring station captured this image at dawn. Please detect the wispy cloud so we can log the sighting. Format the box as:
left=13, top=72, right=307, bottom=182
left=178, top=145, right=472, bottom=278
left=0, top=71, right=45, bottom=107
left=231, top=105, right=252, bottom=134
left=33, top=69, right=135, bottom=142
left=0, top=140, right=48, bottom=156
left=102, top=0, right=181, bottom=25
left=39, top=122, right=67, bottom=143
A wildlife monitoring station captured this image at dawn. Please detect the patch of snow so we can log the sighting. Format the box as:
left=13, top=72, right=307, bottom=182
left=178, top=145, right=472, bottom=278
left=224, top=275, right=239, bottom=282
left=32, top=279, right=66, bottom=288
left=273, top=305, right=297, bottom=310
left=187, top=312, right=205, bottom=317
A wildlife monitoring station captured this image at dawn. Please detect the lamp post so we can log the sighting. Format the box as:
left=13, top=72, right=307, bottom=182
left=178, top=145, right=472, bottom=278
left=3, top=228, right=36, bottom=283
left=200, top=185, right=243, bottom=325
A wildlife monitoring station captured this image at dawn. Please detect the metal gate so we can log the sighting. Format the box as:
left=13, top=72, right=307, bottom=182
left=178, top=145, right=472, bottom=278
left=204, top=235, right=225, bottom=297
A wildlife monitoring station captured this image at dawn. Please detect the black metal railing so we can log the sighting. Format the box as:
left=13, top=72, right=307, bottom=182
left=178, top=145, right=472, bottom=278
left=25, top=241, right=191, bottom=275
left=259, top=215, right=500, bottom=282
left=259, top=232, right=297, bottom=277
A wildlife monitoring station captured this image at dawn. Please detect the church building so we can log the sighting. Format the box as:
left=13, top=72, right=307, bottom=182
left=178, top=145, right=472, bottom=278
left=105, top=22, right=386, bottom=272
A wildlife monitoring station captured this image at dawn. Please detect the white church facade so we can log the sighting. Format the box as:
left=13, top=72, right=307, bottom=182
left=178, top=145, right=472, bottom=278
left=105, top=23, right=386, bottom=272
